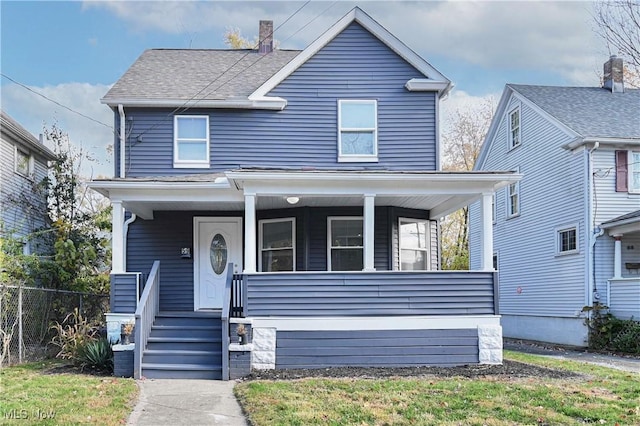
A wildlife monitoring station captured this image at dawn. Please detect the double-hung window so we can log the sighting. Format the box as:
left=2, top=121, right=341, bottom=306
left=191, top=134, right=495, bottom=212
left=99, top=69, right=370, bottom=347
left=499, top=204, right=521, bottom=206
left=259, top=218, right=295, bottom=272
left=556, top=224, right=578, bottom=255
left=15, top=148, right=33, bottom=177
left=507, top=175, right=520, bottom=218
left=174, top=115, right=209, bottom=168
left=399, top=218, right=429, bottom=271
left=630, top=151, right=640, bottom=192
left=338, top=100, right=377, bottom=162
left=508, top=107, right=521, bottom=149
left=328, top=217, right=363, bottom=271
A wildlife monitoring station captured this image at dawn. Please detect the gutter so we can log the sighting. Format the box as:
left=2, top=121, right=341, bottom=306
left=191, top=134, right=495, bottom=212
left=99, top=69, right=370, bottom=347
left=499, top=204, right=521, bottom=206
left=118, top=104, right=125, bottom=178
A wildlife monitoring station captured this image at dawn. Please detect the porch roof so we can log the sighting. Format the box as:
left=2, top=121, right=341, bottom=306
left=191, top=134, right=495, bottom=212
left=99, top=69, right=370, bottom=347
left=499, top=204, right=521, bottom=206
left=89, top=169, right=521, bottom=220
left=601, top=209, right=640, bottom=236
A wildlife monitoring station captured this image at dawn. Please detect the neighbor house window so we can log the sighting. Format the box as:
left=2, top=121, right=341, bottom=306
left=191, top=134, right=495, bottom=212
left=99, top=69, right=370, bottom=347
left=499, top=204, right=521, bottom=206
left=174, top=115, right=209, bottom=167
left=399, top=218, right=429, bottom=271
left=508, top=107, right=521, bottom=149
left=328, top=217, right=363, bottom=271
left=15, top=148, right=33, bottom=177
left=338, top=100, right=377, bottom=162
left=507, top=175, right=520, bottom=218
left=259, top=218, right=295, bottom=272
left=557, top=224, right=578, bottom=255
left=630, top=151, right=640, bottom=192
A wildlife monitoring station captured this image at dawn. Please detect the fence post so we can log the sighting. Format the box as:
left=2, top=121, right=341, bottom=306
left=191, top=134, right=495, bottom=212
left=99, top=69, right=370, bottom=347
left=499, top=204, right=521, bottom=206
left=18, top=286, right=23, bottom=364
left=79, top=294, right=84, bottom=315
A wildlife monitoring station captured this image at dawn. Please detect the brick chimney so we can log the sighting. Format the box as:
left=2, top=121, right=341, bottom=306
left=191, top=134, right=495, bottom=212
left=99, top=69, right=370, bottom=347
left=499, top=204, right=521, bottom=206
left=258, top=20, right=273, bottom=54
left=603, top=55, right=624, bottom=93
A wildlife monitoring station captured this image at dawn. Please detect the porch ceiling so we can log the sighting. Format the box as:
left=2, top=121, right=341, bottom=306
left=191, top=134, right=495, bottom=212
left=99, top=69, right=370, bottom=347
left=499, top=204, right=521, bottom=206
left=89, top=169, right=521, bottom=220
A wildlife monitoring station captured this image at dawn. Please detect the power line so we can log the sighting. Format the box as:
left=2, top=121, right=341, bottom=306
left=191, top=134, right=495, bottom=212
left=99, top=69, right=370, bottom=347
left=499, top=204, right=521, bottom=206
left=0, top=73, right=115, bottom=131
left=134, top=0, right=313, bottom=140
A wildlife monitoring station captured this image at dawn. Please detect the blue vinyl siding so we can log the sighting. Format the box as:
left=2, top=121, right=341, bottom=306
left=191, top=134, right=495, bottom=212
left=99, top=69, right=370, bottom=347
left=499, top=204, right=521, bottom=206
left=110, top=274, right=138, bottom=313
left=276, top=329, right=479, bottom=368
left=120, top=23, right=436, bottom=177
left=124, top=207, right=430, bottom=311
left=245, top=271, right=496, bottom=316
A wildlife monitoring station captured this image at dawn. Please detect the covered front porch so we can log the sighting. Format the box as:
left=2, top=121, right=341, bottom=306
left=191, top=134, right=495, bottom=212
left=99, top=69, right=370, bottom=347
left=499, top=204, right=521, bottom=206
left=601, top=210, right=640, bottom=320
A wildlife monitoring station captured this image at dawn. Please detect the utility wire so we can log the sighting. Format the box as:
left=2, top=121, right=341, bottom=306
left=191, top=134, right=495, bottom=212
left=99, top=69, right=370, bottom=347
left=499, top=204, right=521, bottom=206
left=134, top=1, right=312, bottom=140
left=1, top=73, right=114, bottom=131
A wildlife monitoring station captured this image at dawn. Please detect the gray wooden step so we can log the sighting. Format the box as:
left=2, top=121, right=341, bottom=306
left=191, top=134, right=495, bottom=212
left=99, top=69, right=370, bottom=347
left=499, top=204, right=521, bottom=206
left=143, top=349, right=219, bottom=365
left=150, top=325, right=218, bottom=339
left=141, top=363, right=222, bottom=380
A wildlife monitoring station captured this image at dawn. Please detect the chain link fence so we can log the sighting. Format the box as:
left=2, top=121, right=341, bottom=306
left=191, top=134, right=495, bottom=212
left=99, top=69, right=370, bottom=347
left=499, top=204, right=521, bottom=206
left=0, top=285, right=109, bottom=367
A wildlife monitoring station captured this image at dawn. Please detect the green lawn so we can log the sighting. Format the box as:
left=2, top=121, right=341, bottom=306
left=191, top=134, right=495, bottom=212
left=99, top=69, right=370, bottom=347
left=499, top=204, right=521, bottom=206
left=235, top=351, right=640, bottom=426
left=0, top=361, right=137, bottom=425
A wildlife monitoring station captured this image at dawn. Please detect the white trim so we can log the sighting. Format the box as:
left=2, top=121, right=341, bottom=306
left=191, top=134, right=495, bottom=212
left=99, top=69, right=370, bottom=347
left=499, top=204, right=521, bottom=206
left=398, top=217, right=430, bottom=271
left=327, top=216, right=364, bottom=271
left=111, top=201, right=125, bottom=273
left=338, top=99, right=378, bottom=162
left=244, top=194, right=257, bottom=273
left=555, top=223, right=580, bottom=256
left=102, top=97, right=287, bottom=110
left=480, top=193, right=494, bottom=271
left=563, top=137, right=640, bottom=150
left=628, top=150, right=640, bottom=193
left=193, top=216, right=243, bottom=310
left=258, top=217, right=296, bottom=272
left=173, top=115, right=210, bottom=168
left=508, top=105, right=521, bottom=150
left=251, top=315, right=501, bottom=331
left=492, top=193, right=497, bottom=224
left=404, top=79, right=450, bottom=93
left=249, top=7, right=451, bottom=100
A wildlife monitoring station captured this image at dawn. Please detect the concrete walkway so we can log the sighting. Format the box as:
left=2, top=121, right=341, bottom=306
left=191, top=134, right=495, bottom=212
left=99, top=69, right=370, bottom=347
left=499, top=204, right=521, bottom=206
left=505, top=339, right=640, bottom=373
left=126, top=379, right=248, bottom=426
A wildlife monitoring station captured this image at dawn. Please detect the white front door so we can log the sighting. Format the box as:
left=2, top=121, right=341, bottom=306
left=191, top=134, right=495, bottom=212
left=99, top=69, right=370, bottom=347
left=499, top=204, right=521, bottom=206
left=194, top=217, right=242, bottom=310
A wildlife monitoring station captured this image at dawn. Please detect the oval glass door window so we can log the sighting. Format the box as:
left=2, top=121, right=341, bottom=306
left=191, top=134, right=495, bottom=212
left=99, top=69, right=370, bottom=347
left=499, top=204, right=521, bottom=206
left=210, top=234, right=228, bottom=275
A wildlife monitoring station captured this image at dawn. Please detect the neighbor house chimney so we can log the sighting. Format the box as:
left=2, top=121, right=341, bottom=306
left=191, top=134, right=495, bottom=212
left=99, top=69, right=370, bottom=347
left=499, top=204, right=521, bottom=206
left=603, top=55, right=624, bottom=93
left=258, top=20, right=273, bottom=54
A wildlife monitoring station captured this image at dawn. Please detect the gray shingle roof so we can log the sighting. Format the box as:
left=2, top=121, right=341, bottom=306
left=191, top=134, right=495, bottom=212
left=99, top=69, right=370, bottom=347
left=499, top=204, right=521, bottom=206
left=509, top=84, right=640, bottom=139
left=103, top=49, right=301, bottom=102
left=602, top=209, right=640, bottom=226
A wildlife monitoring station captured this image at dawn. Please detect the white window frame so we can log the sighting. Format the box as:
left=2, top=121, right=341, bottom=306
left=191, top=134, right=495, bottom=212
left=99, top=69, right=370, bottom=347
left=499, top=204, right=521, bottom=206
left=258, top=217, right=296, bottom=272
left=629, top=151, right=640, bottom=193
left=556, top=223, right=579, bottom=256
left=506, top=168, right=520, bottom=218
left=337, top=99, right=378, bottom=162
left=398, top=217, right=430, bottom=271
left=327, top=216, right=363, bottom=271
left=173, top=115, right=210, bottom=168
left=14, top=146, right=34, bottom=178
left=508, top=106, right=521, bottom=150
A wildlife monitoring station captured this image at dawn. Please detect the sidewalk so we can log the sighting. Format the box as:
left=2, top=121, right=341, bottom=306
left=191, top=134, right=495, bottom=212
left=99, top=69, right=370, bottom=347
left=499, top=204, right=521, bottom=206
left=504, top=339, right=640, bottom=373
left=126, top=379, right=248, bottom=426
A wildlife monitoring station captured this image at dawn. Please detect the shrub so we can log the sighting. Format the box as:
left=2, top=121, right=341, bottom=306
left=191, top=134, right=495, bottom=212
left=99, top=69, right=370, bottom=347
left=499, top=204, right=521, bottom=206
left=583, top=303, right=640, bottom=354
left=50, top=308, right=98, bottom=362
left=82, top=337, right=113, bottom=372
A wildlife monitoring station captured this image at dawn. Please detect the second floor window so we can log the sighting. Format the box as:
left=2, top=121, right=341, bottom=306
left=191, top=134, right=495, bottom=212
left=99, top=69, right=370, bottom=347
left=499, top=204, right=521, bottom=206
left=507, top=181, right=520, bottom=217
left=631, top=151, right=640, bottom=192
left=509, top=107, right=521, bottom=149
left=15, top=148, right=33, bottom=177
left=174, top=115, right=209, bottom=168
left=338, top=100, right=377, bottom=162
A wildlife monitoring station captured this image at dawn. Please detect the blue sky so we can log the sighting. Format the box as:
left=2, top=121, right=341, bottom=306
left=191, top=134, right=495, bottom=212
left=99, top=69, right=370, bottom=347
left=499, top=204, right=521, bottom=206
left=1, top=1, right=608, bottom=177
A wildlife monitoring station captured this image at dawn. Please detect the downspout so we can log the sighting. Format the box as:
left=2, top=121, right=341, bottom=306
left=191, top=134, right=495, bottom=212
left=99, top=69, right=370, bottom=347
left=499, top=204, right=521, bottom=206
left=123, top=213, right=137, bottom=272
left=118, top=104, right=126, bottom=178
left=586, top=142, right=600, bottom=308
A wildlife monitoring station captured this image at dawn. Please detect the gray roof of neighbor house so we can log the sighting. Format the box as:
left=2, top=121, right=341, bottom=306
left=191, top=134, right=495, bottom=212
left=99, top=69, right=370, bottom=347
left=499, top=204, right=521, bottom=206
left=509, top=84, right=640, bottom=139
left=601, top=209, right=640, bottom=227
left=103, top=49, right=301, bottom=103
left=0, top=110, right=56, bottom=161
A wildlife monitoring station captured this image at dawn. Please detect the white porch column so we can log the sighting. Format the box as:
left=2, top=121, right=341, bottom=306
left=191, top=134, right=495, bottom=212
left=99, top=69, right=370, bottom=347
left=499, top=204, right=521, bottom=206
left=244, top=193, right=257, bottom=273
left=613, top=235, right=622, bottom=279
left=111, top=200, right=125, bottom=273
left=363, top=194, right=376, bottom=272
left=480, top=193, right=494, bottom=271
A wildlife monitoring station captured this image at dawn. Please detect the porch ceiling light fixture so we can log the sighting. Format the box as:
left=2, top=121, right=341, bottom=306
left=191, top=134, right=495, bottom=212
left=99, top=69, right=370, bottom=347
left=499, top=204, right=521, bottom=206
left=286, top=196, right=300, bottom=205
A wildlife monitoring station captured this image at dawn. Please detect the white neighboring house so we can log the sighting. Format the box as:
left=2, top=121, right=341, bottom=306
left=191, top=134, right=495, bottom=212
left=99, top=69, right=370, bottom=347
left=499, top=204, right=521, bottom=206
left=0, top=110, right=56, bottom=253
left=470, top=56, right=640, bottom=347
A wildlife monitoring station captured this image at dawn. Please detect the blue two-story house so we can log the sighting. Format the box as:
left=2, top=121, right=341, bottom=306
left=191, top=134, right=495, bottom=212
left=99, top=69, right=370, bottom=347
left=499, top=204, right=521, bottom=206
left=91, top=7, right=520, bottom=379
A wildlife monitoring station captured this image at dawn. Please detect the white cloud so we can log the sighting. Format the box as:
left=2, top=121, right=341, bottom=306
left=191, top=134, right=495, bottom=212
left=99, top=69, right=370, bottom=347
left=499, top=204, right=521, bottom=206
left=84, top=1, right=606, bottom=86
left=440, top=89, right=500, bottom=137
left=1, top=82, right=114, bottom=179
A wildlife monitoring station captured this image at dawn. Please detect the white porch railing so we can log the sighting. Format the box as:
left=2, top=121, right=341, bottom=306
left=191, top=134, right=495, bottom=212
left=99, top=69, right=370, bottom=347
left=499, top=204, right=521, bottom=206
left=608, top=277, right=640, bottom=320
left=134, top=261, right=160, bottom=379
